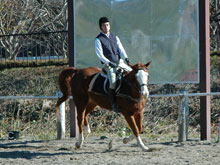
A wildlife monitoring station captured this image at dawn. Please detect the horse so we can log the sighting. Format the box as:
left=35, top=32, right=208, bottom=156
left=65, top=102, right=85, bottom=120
left=55, top=61, right=151, bottom=151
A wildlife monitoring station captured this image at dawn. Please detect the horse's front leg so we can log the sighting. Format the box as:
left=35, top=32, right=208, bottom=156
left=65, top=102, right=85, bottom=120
left=124, top=114, right=149, bottom=151
left=134, top=110, right=144, bottom=134
left=123, top=110, right=144, bottom=144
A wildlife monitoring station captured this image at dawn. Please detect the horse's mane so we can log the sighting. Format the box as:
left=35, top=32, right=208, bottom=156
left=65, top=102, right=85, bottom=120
left=130, top=61, right=152, bottom=71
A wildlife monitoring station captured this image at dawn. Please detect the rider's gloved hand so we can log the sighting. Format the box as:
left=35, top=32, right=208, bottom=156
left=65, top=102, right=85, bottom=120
left=109, top=62, right=116, bottom=68
left=125, top=58, right=130, bottom=65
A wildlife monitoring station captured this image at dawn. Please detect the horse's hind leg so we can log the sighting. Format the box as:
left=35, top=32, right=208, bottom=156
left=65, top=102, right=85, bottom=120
left=74, top=98, right=95, bottom=148
left=123, top=134, right=135, bottom=144
left=75, top=105, right=86, bottom=149
left=83, top=103, right=96, bottom=139
left=75, top=103, right=96, bottom=148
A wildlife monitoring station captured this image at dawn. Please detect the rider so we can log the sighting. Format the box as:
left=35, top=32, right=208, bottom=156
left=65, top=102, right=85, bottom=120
left=95, top=17, right=131, bottom=113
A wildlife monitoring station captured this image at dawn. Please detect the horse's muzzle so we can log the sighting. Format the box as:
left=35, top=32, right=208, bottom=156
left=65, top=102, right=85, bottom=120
left=141, top=86, right=149, bottom=98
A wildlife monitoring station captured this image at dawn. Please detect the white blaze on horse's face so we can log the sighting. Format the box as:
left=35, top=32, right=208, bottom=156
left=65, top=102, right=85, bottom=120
left=136, top=69, right=149, bottom=98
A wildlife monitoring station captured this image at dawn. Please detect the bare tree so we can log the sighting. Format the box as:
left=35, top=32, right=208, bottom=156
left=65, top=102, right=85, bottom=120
left=1, top=0, right=220, bottom=60
left=0, top=0, right=67, bottom=59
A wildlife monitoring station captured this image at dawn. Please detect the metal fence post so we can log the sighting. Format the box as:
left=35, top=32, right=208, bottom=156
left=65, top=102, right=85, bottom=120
left=184, top=91, right=189, bottom=141
left=218, top=123, right=220, bottom=143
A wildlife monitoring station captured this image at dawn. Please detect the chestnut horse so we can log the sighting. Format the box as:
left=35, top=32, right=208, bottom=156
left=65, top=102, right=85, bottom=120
left=55, top=62, right=151, bottom=151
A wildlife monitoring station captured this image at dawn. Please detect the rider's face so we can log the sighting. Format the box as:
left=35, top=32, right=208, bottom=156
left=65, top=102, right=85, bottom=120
left=101, top=22, right=110, bottom=34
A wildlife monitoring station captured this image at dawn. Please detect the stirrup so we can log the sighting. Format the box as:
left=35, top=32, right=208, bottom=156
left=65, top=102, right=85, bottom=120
left=112, top=104, right=120, bottom=113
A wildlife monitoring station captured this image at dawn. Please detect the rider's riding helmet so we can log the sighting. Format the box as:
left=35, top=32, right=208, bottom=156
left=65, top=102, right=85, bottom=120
left=99, top=17, right=110, bottom=30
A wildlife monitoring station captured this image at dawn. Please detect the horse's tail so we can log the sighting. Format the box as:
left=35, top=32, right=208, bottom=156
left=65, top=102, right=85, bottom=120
left=55, top=67, right=78, bottom=119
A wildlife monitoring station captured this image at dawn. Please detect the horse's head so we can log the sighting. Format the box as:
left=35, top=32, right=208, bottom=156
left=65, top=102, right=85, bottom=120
left=127, top=61, right=151, bottom=98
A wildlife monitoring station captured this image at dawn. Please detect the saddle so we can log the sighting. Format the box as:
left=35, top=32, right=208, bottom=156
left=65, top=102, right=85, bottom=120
left=88, top=70, right=122, bottom=95
left=88, top=61, right=132, bottom=95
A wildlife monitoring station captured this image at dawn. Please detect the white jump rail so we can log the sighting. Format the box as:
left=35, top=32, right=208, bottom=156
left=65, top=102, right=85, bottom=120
left=0, top=92, right=220, bottom=141
left=0, top=96, right=58, bottom=99
left=2, top=91, right=220, bottom=99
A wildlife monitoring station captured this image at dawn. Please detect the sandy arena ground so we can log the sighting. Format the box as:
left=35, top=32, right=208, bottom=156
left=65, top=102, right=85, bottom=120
left=0, top=136, right=220, bottom=165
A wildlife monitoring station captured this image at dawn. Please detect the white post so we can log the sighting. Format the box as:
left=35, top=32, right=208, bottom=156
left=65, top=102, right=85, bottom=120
left=178, top=95, right=185, bottom=142
left=57, top=102, right=65, bottom=139
left=184, top=91, right=189, bottom=141
left=178, top=90, right=189, bottom=142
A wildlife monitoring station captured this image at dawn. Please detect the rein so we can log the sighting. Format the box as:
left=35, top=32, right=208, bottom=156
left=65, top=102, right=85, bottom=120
left=123, top=78, right=141, bottom=93
left=116, top=71, right=148, bottom=103
left=116, top=93, right=145, bottom=103
left=121, top=72, right=148, bottom=94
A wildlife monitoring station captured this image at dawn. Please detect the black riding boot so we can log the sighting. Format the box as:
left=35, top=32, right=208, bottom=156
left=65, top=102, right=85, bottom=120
left=108, top=88, right=120, bottom=113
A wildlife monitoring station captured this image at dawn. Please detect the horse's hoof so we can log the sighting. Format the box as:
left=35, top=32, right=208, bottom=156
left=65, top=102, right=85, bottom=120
left=75, top=142, right=81, bottom=148
left=108, top=140, right=113, bottom=150
left=141, top=146, right=150, bottom=152
left=123, top=138, right=129, bottom=144
left=138, top=143, right=150, bottom=151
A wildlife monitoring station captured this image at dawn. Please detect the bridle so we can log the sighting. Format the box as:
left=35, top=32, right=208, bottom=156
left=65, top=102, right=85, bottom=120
left=131, top=68, right=149, bottom=93
left=117, top=68, right=149, bottom=103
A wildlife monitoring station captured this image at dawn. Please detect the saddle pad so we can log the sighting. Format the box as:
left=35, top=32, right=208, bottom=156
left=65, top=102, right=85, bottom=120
left=89, top=73, right=108, bottom=95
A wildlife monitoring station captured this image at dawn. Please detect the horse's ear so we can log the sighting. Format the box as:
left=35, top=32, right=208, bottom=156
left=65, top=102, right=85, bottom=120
left=145, top=61, right=152, bottom=69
